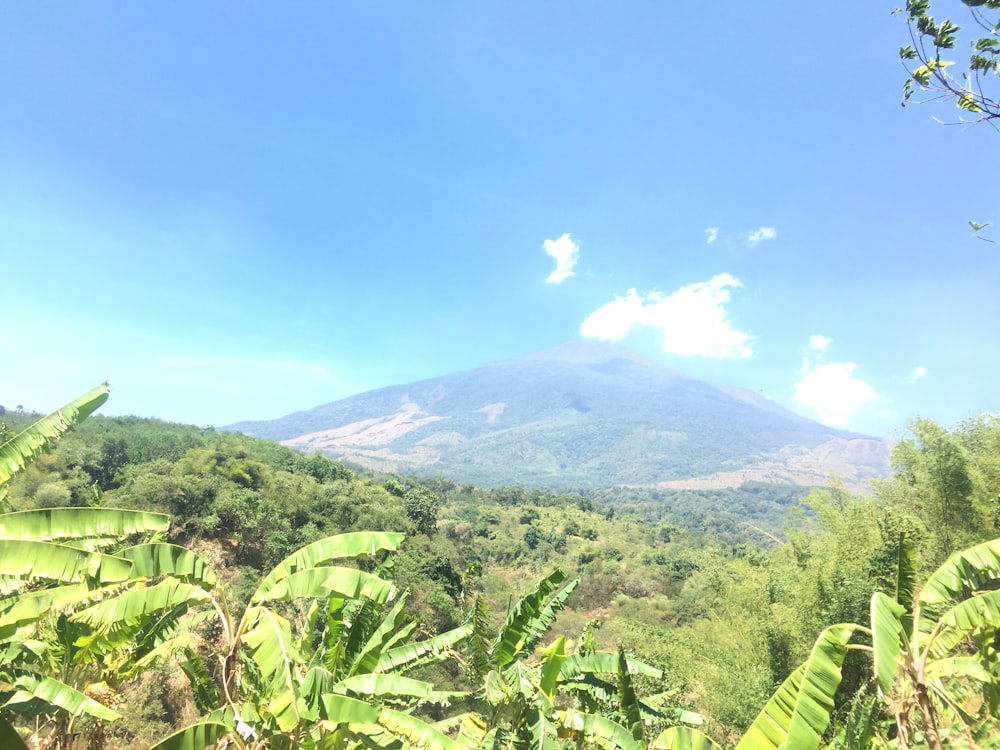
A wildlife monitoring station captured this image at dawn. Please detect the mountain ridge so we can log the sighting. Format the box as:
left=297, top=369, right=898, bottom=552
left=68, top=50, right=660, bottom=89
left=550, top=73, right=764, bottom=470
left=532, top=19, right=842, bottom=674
left=226, top=341, right=891, bottom=490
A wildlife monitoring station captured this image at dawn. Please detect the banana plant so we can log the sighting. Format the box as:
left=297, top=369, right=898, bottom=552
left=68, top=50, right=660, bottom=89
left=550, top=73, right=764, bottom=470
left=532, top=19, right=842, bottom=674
left=651, top=623, right=857, bottom=750
left=461, top=570, right=695, bottom=750
left=0, top=384, right=174, bottom=747
left=0, top=383, right=109, bottom=503
left=69, top=529, right=473, bottom=750
left=865, top=535, right=1000, bottom=749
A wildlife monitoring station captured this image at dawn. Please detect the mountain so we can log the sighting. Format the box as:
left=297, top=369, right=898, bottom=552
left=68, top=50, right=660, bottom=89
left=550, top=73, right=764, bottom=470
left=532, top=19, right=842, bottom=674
left=225, top=341, right=891, bottom=490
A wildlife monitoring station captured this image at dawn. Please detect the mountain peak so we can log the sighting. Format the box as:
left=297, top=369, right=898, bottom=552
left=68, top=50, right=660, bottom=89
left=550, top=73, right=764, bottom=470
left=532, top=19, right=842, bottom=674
left=226, top=341, right=891, bottom=491
left=522, top=340, right=661, bottom=367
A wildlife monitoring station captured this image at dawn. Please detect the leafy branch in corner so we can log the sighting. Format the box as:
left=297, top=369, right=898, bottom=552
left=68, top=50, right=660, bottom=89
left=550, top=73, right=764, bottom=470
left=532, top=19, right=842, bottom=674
left=896, top=0, right=1000, bottom=124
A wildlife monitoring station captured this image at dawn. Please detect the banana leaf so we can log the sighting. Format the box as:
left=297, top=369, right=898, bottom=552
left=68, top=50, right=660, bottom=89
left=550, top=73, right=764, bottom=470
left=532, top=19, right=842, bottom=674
left=319, top=693, right=381, bottom=724
left=0, top=507, right=169, bottom=549
left=894, top=532, right=917, bottom=636
left=559, top=651, right=662, bottom=681
left=0, top=539, right=132, bottom=583
left=439, top=712, right=489, bottom=750
left=241, top=607, right=303, bottom=731
left=252, top=531, right=404, bottom=604
left=617, top=644, right=644, bottom=741
left=493, top=570, right=578, bottom=669
left=870, top=591, right=905, bottom=694
left=254, top=566, right=395, bottom=605
left=0, top=384, right=109, bottom=487
left=376, top=622, right=472, bottom=674
left=334, top=672, right=464, bottom=704
left=735, top=623, right=855, bottom=750
left=147, top=721, right=232, bottom=750
left=178, top=646, right=222, bottom=714
left=71, top=579, right=213, bottom=629
left=928, top=589, right=1000, bottom=658
left=0, top=580, right=133, bottom=640
left=924, top=655, right=993, bottom=682
left=917, top=538, right=1000, bottom=648
left=118, top=543, right=217, bottom=587
left=650, top=726, right=722, bottom=750
left=351, top=594, right=413, bottom=674
left=555, top=708, right=642, bottom=750
left=379, top=706, right=463, bottom=750
left=3, top=673, right=120, bottom=721
left=539, top=637, right=566, bottom=699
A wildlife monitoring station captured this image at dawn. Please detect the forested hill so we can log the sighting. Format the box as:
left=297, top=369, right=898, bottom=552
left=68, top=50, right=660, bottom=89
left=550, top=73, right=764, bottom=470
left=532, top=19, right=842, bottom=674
left=4, top=404, right=999, bottom=749
left=226, top=340, right=891, bottom=490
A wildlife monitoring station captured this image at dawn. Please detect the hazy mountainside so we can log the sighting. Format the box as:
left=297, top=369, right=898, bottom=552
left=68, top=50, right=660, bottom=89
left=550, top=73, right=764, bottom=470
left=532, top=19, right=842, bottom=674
left=227, top=341, right=891, bottom=489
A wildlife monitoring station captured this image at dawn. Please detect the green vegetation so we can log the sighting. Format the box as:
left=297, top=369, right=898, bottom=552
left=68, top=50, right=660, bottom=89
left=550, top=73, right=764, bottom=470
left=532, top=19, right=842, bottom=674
left=897, top=0, right=1000, bottom=122
left=3, top=388, right=1000, bottom=748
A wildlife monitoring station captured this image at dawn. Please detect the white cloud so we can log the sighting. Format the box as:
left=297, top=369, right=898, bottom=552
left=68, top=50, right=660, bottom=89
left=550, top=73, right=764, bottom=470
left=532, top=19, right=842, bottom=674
left=794, top=361, right=877, bottom=427
left=809, top=334, right=831, bottom=352
left=542, top=233, right=579, bottom=284
left=705, top=227, right=719, bottom=244
left=747, top=226, right=777, bottom=245
left=580, top=273, right=751, bottom=358
left=908, top=365, right=927, bottom=383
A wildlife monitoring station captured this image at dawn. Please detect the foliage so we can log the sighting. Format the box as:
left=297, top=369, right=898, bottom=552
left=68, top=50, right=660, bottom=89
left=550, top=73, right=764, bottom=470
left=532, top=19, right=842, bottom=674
left=5, top=393, right=1000, bottom=748
left=897, top=0, right=1000, bottom=122
left=0, top=384, right=109, bottom=506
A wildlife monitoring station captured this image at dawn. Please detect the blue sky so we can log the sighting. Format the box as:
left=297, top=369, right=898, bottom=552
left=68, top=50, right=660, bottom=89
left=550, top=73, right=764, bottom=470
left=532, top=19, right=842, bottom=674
left=2, top=2, right=998, bottom=438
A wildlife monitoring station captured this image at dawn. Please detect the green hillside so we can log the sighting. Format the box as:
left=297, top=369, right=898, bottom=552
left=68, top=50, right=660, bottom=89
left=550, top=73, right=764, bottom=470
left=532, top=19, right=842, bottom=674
left=3, top=398, right=999, bottom=748
left=226, top=342, right=891, bottom=489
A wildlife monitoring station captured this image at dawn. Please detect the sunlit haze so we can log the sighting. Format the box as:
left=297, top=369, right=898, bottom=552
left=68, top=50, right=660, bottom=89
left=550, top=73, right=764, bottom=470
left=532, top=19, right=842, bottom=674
left=3, top=2, right=998, bottom=437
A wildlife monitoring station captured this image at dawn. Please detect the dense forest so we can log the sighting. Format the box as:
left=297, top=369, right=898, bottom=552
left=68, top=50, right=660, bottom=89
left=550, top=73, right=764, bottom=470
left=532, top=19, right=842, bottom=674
left=2, top=385, right=1000, bottom=749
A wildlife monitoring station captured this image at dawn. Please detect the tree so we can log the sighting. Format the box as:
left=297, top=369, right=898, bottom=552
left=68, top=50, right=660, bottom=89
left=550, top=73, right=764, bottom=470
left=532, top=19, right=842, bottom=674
left=897, top=0, right=1000, bottom=123
left=404, top=486, right=439, bottom=536
left=661, top=534, right=1000, bottom=750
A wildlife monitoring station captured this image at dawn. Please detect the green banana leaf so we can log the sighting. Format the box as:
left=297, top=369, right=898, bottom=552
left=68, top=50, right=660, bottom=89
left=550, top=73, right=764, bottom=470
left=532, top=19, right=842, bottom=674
left=379, top=706, right=463, bottom=750
left=555, top=708, right=642, bottom=750
left=617, top=644, right=644, bottom=741
left=319, top=693, right=382, bottom=724
left=376, top=622, right=472, bottom=674
left=71, top=579, right=213, bottom=629
left=735, top=623, right=855, bottom=750
left=559, top=651, right=662, bottom=681
left=254, top=566, right=395, bottom=605
left=0, top=539, right=132, bottom=583
left=0, top=581, right=133, bottom=640
left=147, top=721, right=233, bottom=750
left=0, top=507, right=169, bottom=549
left=0, top=384, right=109, bottom=488
left=335, top=672, right=464, bottom=707
left=241, top=607, right=303, bottom=731
left=539, top=637, right=566, bottom=699
left=894, top=532, right=917, bottom=636
left=252, top=531, right=404, bottom=604
left=118, top=543, right=217, bottom=587
left=650, top=726, right=722, bottom=750
left=928, top=589, right=1000, bottom=658
left=3, top=673, right=120, bottom=721
left=178, top=646, right=222, bottom=714
left=438, top=712, right=488, bottom=750
left=870, top=591, right=905, bottom=694
left=923, top=655, right=993, bottom=682
left=917, top=537, right=1000, bottom=648
left=493, top=570, right=578, bottom=669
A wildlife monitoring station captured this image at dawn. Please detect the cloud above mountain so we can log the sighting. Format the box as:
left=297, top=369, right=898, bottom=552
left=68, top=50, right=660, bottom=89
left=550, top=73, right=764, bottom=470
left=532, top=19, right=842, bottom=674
left=580, top=273, right=751, bottom=358
left=793, top=336, right=877, bottom=426
left=542, top=233, right=579, bottom=283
